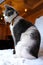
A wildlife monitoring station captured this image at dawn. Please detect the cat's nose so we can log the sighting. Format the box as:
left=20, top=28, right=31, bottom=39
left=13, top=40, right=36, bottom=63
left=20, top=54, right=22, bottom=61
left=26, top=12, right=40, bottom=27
left=6, top=22, right=10, bottom=25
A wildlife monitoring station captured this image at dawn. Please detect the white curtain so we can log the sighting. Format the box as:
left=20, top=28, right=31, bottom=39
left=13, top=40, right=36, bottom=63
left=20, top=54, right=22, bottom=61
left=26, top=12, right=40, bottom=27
left=35, top=16, right=43, bottom=52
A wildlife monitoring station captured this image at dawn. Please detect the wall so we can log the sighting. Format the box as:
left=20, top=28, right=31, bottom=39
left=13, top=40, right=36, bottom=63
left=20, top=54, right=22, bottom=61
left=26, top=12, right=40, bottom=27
left=24, top=9, right=43, bottom=24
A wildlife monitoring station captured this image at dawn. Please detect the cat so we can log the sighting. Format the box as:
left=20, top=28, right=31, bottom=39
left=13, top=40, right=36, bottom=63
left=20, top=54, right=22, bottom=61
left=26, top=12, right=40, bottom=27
left=3, top=5, right=41, bottom=59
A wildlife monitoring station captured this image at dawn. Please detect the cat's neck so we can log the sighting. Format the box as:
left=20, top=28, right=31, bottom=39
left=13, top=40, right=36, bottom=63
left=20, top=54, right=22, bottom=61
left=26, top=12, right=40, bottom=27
left=11, top=16, right=23, bottom=27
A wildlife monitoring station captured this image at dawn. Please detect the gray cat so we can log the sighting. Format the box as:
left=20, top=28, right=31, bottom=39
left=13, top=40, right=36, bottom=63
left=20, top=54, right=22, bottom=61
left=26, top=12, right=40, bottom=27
left=3, top=5, right=41, bottom=59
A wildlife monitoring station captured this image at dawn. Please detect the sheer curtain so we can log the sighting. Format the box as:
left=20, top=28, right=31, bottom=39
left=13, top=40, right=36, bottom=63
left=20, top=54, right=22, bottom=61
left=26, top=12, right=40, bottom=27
left=35, top=16, right=43, bottom=56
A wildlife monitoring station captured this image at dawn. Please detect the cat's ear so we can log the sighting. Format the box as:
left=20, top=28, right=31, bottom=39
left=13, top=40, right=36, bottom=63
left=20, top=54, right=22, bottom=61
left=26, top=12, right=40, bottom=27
left=4, top=4, right=19, bottom=15
left=4, top=4, right=14, bottom=10
left=4, top=4, right=11, bottom=8
left=4, top=4, right=9, bottom=9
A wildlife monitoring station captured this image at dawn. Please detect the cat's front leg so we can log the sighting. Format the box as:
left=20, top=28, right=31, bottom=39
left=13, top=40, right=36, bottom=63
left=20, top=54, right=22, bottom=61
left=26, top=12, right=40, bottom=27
left=10, top=24, right=16, bottom=54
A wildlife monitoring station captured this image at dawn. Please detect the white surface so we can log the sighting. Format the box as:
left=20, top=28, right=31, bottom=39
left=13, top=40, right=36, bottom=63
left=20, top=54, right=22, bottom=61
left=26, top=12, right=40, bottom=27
left=0, top=49, right=43, bottom=65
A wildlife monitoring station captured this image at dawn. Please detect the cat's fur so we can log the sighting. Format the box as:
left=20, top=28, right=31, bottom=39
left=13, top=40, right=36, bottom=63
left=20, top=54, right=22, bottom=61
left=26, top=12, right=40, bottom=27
left=3, top=5, right=41, bottom=59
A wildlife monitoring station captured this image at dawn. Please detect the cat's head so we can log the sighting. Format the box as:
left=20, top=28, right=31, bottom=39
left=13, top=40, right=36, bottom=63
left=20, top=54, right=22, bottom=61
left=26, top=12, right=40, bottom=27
left=3, top=5, right=19, bottom=24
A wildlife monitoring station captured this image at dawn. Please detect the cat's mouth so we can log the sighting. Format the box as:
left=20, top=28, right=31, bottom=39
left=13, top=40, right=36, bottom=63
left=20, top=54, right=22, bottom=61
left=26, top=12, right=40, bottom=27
left=5, top=22, right=10, bottom=25
left=3, top=17, right=10, bottom=25
left=3, top=15, right=11, bottom=24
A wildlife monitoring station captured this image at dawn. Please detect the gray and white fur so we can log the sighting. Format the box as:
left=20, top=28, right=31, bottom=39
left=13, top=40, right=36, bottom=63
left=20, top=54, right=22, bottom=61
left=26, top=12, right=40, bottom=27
left=3, top=5, right=41, bottom=59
